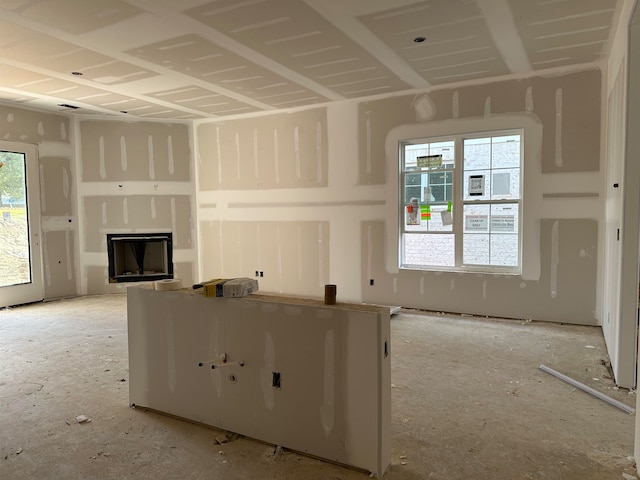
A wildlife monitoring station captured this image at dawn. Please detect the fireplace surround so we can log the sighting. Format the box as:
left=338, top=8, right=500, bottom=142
left=107, top=233, right=173, bottom=283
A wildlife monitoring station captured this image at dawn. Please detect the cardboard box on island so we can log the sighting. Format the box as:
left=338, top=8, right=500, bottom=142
left=200, top=277, right=259, bottom=298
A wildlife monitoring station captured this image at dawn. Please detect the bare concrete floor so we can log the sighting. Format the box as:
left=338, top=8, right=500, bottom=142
left=0, top=294, right=636, bottom=479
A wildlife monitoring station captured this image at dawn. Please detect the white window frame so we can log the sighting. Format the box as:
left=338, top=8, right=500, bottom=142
left=399, top=129, right=523, bottom=274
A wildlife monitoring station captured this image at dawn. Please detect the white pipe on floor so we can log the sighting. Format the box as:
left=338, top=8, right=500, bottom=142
left=538, top=364, right=635, bottom=415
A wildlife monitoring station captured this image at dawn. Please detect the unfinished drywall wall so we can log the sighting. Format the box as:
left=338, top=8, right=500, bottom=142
left=197, top=108, right=328, bottom=191
left=358, top=69, right=602, bottom=325
left=198, top=220, right=330, bottom=297
left=358, top=70, right=601, bottom=184
left=80, top=121, right=190, bottom=182
left=77, top=119, right=196, bottom=294
left=362, top=219, right=597, bottom=324
left=196, top=69, right=604, bottom=325
left=0, top=105, right=77, bottom=301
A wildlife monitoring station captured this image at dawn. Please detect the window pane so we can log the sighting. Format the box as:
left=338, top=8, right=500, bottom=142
left=490, top=233, right=518, bottom=266
left=463, top=233, right=489, bottom=265
left=491, top=135, right=520, bottom=169
left=463, top=203, right=519, bottom=266
left=402, top=233, right=454, bottom=267
left=463, top=170, right=490, bottom=201
left=404, top=172, right=422, bottom=203
left=490, top=203, right=518, bottom=233
left=405, top=204, right=453, bottom=232
left=428, top=171, right=452, bottom=203
left=491, top=168, right=520, bottom=200
left=429, top=141, right=455, bottom=165
left=463, top=204, right=490, bottom=233
left=464, top=137, right=490, bottom=170
left=404, top=141, right=455, bottom=171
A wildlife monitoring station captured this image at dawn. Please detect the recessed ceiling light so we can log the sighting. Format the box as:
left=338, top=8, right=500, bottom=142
left=71, top=71, right=83, bottom=76
left=413, top=36, right=426, bottom=43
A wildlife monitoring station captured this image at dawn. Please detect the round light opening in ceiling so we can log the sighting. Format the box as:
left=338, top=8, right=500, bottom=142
left=413, top=36, right=426, bottom=43
left=71, top=71, right=83, bottom=76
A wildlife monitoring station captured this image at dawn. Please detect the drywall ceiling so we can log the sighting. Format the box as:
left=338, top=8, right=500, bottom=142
left=0, top=0, right=625, bottom=121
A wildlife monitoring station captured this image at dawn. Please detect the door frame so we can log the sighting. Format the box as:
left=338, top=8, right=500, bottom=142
left=0, top=140, right=43, bottom=307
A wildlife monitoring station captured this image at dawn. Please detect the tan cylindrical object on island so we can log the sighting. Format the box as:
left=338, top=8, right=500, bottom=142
left=154, top=279, right=183, bottom=291
left=324, top=284, right=337, bottom=305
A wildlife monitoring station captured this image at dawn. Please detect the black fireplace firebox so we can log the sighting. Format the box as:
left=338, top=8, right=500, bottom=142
left=107, top=233, right=173, bottom=283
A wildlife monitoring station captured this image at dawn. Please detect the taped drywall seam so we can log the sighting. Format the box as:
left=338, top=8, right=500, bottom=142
left=167, top=318, right=176, bottom=393
left=120, top=136, right=127, bottom=172
left=294, top=125, right=301, bottom=179
left=167, top=135, right=174, bottom=175
left=257, top=223, right=262, bottom=278
left=59, top=120, right=67, bottom=141
left=43, top=235, right=51, bottom=287
left=525, top=86, right=534, bottom=112
left=99, top=136, right=106, bottom=179
left=101, top=201, right=107, bottom=225
left=297, top=226, right=303, bottom=281
left=150, top=197, right=157, bottom=219
left=316, top=120, right=323, bottom=183
left=321, top=330, right=335, bottom=436
left=216, top=125, right=222, bottom=184
left=148, top=135, right=155, bottom=180
left=450, top=278, right=455, bottom=291
left=555, top=88, right=563, bottom=168
left=276, top=226, right=283, bottom=287
left=39, top=163, right=46, bottom=213
left=253, top=128, right=259, bottom=179
left=551, top=220, right=559, bottom=299
left=123, top=197, right=129, bottom=225
left=319, top=222, right=325, bottom=287
left=484, top=97, right=491, bottom=117
left=367, top=224, right=373, bottom=285
left=274, top=128, right=280, bottom=183
left=452, top=91, right=460, bottom=119
left=393, top=277, right=398, bottom=294
left=420, top=275, right=424, bottom=295
left=235, top=131, right=241, bottom=180
left=170, top=197, right=177, bottom=238
left=37, top=121, right=44, bottom=136
left=210, top=317, right=222, bottom=398
left=365, top=114, right=372, bottom=175
left=482, top=280, right=487, bottom=299
left=62, top=166, right=69, bottom=199
left=65, top=230, right=72, bottom=280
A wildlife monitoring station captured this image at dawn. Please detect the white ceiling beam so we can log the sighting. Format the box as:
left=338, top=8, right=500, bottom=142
left=475, top=0, right=532, bottom=75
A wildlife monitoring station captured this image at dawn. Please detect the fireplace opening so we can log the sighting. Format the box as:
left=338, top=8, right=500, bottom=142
left=107, top=233, right=173, bottom=283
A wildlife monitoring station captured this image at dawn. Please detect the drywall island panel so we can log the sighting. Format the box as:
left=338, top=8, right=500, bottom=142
left=127, top=286, right=391, bottom=477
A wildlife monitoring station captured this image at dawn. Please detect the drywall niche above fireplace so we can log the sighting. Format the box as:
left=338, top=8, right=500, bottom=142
left=107, top=233, right=173, bottom=283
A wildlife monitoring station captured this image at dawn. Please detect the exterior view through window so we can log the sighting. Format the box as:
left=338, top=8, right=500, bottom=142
left=0, top=150, right=31, bottom=287
left=400, top=131, right=522, bottom=273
